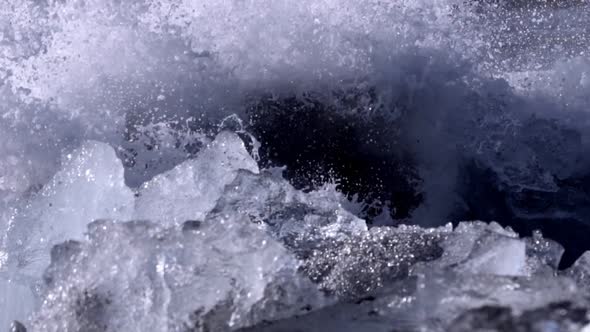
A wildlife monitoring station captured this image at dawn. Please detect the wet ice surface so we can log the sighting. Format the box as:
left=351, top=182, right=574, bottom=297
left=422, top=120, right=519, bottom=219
left=1, top=141, right=134, bottom=327
left=2, top=0, right=590, bottom=331
left=0, top=131, right=588, bottom=332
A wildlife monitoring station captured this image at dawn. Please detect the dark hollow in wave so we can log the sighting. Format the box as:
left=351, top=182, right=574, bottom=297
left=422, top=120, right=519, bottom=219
left=453, top=161, right=590, bottom=268
left=246, top=92, right=423, bottom=220
left=246, top=92, right=590, bottom=269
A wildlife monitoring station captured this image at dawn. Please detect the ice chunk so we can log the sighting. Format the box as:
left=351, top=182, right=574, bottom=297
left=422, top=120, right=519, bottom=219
left=25, top=154, right=447, bottom=330
left=525, top=230, right=564, bottom=276
left=30, top=218, right=325, bottom=332
left=6, top=140, right=134, bottom=275
left=6, top=131, right=590, bottom=332
left=461, top=236, right=526, bottom=276
left=566, top=251, right=590, bottom=286
left=134, top=131, right=260, bottom=225
left=439, top=225, right=563, bottom=278
left=411, top=225, right=582, bottom=328
left=24, top=194, right=590, bottom=332
left=437, top=222, right=527, bottom=277
left=245, top=221, right=583, bottom=332
left=0, top=141, right=133, bottom=330
left=209, top=169, right=367, bottom=243
left=209, top=169, right=444, bottom=298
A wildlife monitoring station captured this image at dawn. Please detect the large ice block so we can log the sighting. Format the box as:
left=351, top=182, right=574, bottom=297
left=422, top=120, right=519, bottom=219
left=0, top=141, right=134, bottom=330
left=134, top=131, right=260, bottom=225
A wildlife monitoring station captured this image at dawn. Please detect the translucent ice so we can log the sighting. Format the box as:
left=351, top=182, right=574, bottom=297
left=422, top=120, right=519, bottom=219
left=18, top=133, right=446, bottom=330
left=29, top=218, right=325, bottom=332
left=441, top=222, right=527, bottom=277
left=210, top=169, right=444, bottom=298
left=0, top=141, right=134, bottom=330
left=134, top=131, right=260, bottom=225
left=566, top=251, right=590, bottom=286
left=244, top=223, right=587, bottom=332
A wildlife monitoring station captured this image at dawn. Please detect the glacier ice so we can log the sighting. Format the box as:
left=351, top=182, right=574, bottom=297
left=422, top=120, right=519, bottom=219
left=0, top=131, right=587, bottom=331
left=134, top=130, right=260, bottom=225
left=0, top=131, right=258, bottom=329
left=241, top=223, right=588, bottom=332
left=4, top=140, right=134, bottom=273
left=0, top=141, right=134, bottom=330
left=30, top=219, right=325, bottom=332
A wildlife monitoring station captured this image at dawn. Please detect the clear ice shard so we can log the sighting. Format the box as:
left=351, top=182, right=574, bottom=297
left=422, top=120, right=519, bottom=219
left=0, top=131, right=259, bottom=329
left=29, top=219, right=325, bottom=332
left=567, top=251, right=590, bottom=286
left=438, top=222, right=527, bottom=276
left=134, top=131, right=260, bottom=225
left=0, top=141, right=134, bottom=331
left=208, top=170, right=445, bottom=298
